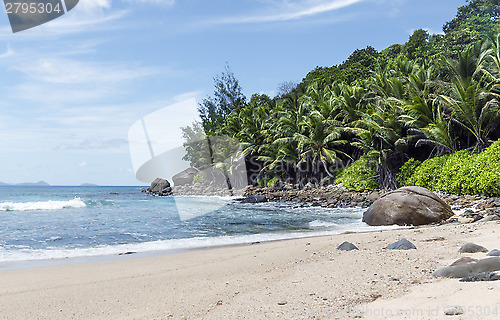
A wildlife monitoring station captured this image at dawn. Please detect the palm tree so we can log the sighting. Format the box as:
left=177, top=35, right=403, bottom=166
left=441, top=43, right=500, bottom=151
left=353, top=103, right=405, bottom=190
left=400, top=63, right=458, bottom=154
left=294, top=111, right=349, bottom=183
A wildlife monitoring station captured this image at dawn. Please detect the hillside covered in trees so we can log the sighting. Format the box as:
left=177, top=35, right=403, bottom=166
left=186, top=0, right=500, bottom=195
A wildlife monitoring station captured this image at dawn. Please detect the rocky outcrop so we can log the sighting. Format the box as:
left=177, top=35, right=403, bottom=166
left=362, top=186, right=453, bottom=226
left=172, top=168, right=198, bottom=186
left=142, top=178, right=173, bottom=196
left=242, top=184, right=374, bottom=208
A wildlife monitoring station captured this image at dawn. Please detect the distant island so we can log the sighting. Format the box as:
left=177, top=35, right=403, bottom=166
left=80, top=183, right=99, bottom=187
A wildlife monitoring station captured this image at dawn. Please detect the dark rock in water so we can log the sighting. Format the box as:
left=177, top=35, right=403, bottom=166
left=487, top=249, right=500, bottom=256
left=433, top=257, right=500, bottom=278
left=450, top=257, right=478, bottom=266
left=172, top=168, right=198, bottom=186
left=242, top=195, right=267, bottom=203
left=146, top=178, right=173, bottom=196
left=459, top=243, right=488, bottom=253
left=385, top=238, right=416, bottom=250
left=459, top=272, right=500, bottom=282
left=337, top=241, right=359, bottom=251
left=149, top=178, right=170, bottom=193
left=362, top=186, right=453, bottom=226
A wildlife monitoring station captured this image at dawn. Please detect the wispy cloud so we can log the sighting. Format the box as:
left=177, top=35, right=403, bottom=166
left=56, top=138, right=129, bottom=151
left=211, top=0, right=366, bottom=24
left=124, top=0, right=175, bottom=6
left=11, top=58, right=160, bottom=84
left=0, top=45, right=14, bottom=59
left=78, top=0, right=112, bottom=13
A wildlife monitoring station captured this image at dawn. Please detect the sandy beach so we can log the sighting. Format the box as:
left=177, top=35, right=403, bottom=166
left=0, top=221, right=498, bottom=319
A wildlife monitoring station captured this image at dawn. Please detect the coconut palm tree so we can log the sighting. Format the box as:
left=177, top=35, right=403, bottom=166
left=441, top=43, right=500, bottom=151
left=294, top=111, right=349, bottom=182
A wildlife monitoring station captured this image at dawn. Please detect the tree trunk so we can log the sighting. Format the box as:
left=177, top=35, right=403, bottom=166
left=377, top=165, right=398, bottom=190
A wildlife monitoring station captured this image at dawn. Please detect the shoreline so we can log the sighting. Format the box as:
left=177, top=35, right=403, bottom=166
left=0, top=217, right=402, bottom=272
left=0, top=221, right=499, bottom=319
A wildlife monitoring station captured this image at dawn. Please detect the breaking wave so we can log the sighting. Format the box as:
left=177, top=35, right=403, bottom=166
left=0, top=198, right=86, bottom=211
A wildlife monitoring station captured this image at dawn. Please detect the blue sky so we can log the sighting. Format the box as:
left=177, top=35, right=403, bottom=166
left=0, top=0, right=461, bottom=186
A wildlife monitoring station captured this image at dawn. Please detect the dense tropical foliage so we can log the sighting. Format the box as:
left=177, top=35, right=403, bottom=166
left=183, top=0, right=500, bottom=194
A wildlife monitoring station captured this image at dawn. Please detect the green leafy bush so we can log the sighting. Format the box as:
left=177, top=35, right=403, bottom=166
left=397, top=158, right=421, bottom=186
left=336, top=156, right=378, bottom=191
left=405, top=140, right=500, bottom=195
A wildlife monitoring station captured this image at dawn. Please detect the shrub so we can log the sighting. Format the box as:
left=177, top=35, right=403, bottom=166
left=336, top=156, right=378, bottom=191
left=397, top=158, right=421, bottom=187
left=405, top=140, right=500, bottom=195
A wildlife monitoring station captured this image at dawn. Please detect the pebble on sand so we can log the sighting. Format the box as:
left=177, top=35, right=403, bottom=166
left=385, top=238, right=417, bottom=250
left=337, top=241, right=359, bottom=251
left=459, top=243, right=488, bottom=253
left=487, top=249, right=500, bottom=256
left=444, top=306, right=465, bottom=316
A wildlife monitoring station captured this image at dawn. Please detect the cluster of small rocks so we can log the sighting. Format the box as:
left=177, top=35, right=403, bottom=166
left=242, top=184, right=377, bottom=208
left=241, top=184, right=500, bottom=225
left=438, top=193, right=500, bottom=224
left=142, top=177, right=243, bottom=197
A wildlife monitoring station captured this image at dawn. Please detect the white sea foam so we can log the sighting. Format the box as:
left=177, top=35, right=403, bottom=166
left=0, top=224, right=406, bottom=263
left=0, top=198, right=86, bottom=211
left=309, top=220, right=339, bottom=228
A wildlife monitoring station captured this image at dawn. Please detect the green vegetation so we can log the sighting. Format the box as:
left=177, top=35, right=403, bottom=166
left=404, top=140, right=500, bottom=195
left=335, top=157, right=378, bottom=191
left=397, top=158, right=422, bottom=187
left=183, top=0, right=500, bottom=195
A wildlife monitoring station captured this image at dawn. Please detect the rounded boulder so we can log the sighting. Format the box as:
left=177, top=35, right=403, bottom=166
left=362, top=186, right=453, bottom=226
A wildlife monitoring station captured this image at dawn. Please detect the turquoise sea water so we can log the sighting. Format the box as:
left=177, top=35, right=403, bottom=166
left=0, top=186, right=390, bottom=266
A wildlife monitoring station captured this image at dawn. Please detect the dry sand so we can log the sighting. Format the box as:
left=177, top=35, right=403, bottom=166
left=0, top=221, right=499, bottom=319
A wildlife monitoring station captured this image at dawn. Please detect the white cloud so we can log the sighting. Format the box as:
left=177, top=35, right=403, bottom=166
left=78, top=0, right=112, bottom=13
left=212, top=0, right=365, bottom=24
left=78, top=161, right=88, bottom=167
left=57, top=138, right=129, bottom=151
left=124, top=0, right=175, bottom=6
left=173, top=90, right=203, bottom=103
left=0, top=45, right=14, bottom=59
left=11, top=58, right=160, bottom=84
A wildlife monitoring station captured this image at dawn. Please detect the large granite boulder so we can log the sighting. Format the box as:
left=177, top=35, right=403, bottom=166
left=147, top=178, right=172, bottom=196
left=362, top=186, right=453, bottom=226
left=172, top=168, right=198, bottom=186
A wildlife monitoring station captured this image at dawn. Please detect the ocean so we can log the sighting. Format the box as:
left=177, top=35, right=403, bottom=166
left=0, top=186, right=394, bottom=268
